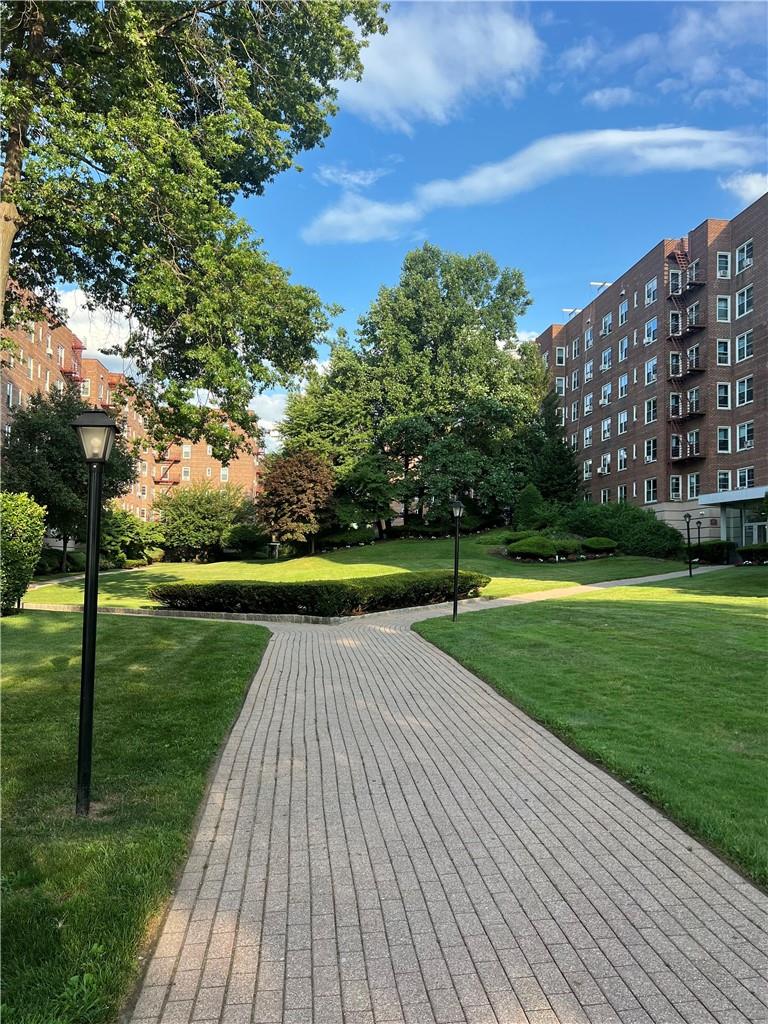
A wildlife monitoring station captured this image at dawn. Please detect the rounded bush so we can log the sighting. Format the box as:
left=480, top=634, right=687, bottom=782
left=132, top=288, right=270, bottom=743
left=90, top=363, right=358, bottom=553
left=582, top=536, right=618, bottom=554
left=737, top=543, right=768, bottom=563
left=1, top=492, right=46, bottom=613
left=507, top=536, right=557, bottom=559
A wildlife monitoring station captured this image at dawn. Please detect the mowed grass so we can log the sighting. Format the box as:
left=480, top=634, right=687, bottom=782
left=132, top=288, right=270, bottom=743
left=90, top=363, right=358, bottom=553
left=2, top=612, right=270, bottom=1024
left=415, top=567, right=768, bottom=886
left=27, top=530, right=683, bottom=607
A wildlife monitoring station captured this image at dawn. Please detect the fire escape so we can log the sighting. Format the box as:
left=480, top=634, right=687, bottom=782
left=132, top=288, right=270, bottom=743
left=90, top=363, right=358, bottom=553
left=666, top=249, right=706, bottom=467
left=61, top=337, right=85, bottom=384
left=153, top=451, right=180, bottom=493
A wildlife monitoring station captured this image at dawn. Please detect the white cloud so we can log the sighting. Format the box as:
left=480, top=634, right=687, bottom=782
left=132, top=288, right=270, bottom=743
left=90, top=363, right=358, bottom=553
left=56, top=288, right=131, bottom=369
left=338, top=3, right=543, bottom=133
left=304, top=127, right=763, bottom=244
left=719, top=171, right=768, bottom=206
left=249, top=392, right=288, bottom=423
left=315, top=163, right=391, bottom=190
left=583, top=87, right=640, bottom=110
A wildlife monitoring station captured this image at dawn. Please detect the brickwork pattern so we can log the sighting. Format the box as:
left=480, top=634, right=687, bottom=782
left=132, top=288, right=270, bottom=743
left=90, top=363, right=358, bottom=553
left=128, top=609, right=768, bottom=1024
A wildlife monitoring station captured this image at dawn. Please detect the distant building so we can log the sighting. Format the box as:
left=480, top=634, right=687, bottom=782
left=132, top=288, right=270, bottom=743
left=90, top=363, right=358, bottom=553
left=536, top=194, right=766, bottom=547
left=1, top=315, right=262, bottom=519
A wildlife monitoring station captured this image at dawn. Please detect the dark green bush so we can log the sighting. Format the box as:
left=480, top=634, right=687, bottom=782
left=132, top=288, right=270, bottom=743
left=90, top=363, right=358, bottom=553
left=552, top=536, right=582, bottom=556
left=149, top=570, right=491, bottom=617
left=34, top=548, right=62, bottom=575
left=737, top=543, right=768, bottom=562
left=146, top=547, right=165, bottom=563
left=515, top=483, right=547, bottom=530
left=318, top=526, right=377, bottom=547
left=582, top=536, right=618, bottom=554
left=1, top=492, right=46, bottom=612
left=222, top=522, right=269, bottom=555
left=507, top=536, right=557, bottom=559
left=695, top=539, right=736, bottom=564
left=66, top=550, right=87, bottom=572
left=503, top=530, right=538, bottom=544
left=561, top=502, right=683, bottom=558
left=124, top=557, right=148, bottom=569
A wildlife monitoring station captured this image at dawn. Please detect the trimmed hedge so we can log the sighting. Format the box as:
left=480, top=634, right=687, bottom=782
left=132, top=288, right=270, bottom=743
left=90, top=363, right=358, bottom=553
left=737, top=543, right=768, bottom=562
left=582, top=536, right=618, bottom=554
left=503, top=530, right=538, bottom=545
left=696, top=539, right=736, bottom=564
left=561, top=502, right=683, bottom=558
left=318, top=526, right=377, bottom=547
left=551, top=537, right=582, bottom=557
left=1, top=492, right=46, bottom=613
left=148, top=570, right=491, bottom=617
left=507, top=536, right=557, bottom=559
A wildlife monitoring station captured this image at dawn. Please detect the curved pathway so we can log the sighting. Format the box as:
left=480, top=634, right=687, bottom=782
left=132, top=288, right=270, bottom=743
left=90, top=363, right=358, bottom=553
left=127, top=571, right=768, bottom=1024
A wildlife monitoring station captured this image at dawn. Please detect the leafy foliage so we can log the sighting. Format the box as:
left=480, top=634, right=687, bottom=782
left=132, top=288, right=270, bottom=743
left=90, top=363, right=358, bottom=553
left=155, top=483, right=250, bottom=560
left=738, top=543, right=768, bottom=562
left=507, top=535, right=558, bottom=560
left=520, top=389, right=581, bottom=503
left=1, top=0, right=386, bottom=456
left=514, top=483, right=546, bottom=530
left=0, top=490, right=46, bottom=612
left=149, top=570, right=491, bottom=617
left=695, top=539, right=736, bottom=564
left=1, top=385, right=136, bottom=567
left=256, top=450, right=335, bottom=547
left=559, top=502, right=683, bottom=559
left=581, top=536, right=618, bottom=554
left=100, top=506, right=164, bottom=566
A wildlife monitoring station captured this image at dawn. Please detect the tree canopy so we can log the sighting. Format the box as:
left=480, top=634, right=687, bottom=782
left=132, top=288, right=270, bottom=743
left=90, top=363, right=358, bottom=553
left=0, top=0, right=386, bottom=458
left=256, top=449, right=334, bottom=549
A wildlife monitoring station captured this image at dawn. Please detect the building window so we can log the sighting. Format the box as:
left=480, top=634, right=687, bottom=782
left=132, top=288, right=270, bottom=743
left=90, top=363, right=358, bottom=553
left=571, top=400, right=579, bottom=422
left=600, top=488, right=610, bottom=504
left=182, top=444, right=192, bottom=459
left=584, top=359, right=593, bottom=382
left=687, top=429, right=701, bottom=456
left=206, top=466, right=212, bottom=477
left=601, top=312, right=613, bottom=335
left=669, top=475, right=682, bottom=501
left=688, top=473, right=700, bottom=499
left=617, top=447, right=627, bottom=471
left=669, top=311, right=682, bottom=337
left=555, top=376, right=566, bottom=396
left=555, top=346, right=566, bottom=366
left=736, top=285, right=753, bottom=318
left=584, top=326, right=593, bottom=349
left=688, top=387, right=700, bottom=414
left=737, top=467, right=755, bottom=489
left=735, top=239, right=753, bottom=274
left=141, top=460, right=148, bottom=475
left=737, top=421, right=754, bottom=451
left=669, top=351, right=682, bottom=377
left=206, top=444, right=213, bottom=456
left=687, top=259, right=701, bottom=284
left=716, top=252, right=731, bottom=279
left=570, top=433, right=578, bottom=450
left=717, top=427, right=731, bottom=454
left=558, top=407, right=566, bottom=427
left=716, top=339, right=730, bottom=365
left=5, top=382, right=13, bottom=408
left=220, top=467, right=229, bottom=482
left=644, top=357, right=657, bottom=385
left=644, top=317, right=658, bottom=343
left=687, top=302, right=701, bottom=327
left=645, top=277, right=657, bottom=305
left=139, top=508, right=147, bottom=520
left=716, top=383, right=731, bottom=409
left=583, top=459, right=592, bottom=480
left=618, top=484, right=628, bottom=503
left=644, top=437, right=657, bottom=463
left=543, top=352, right=549, bottom=369
left=644, top=478, right=658, bottom=504
left=182, top=466, right=191, bottom=480
left=716, top=296, right=730, bottom=323
left=669, top=268, right=682, bottom=295
left=618, top=410, right=628, bottom=434
left=717, top=470, right=731, bottom=492
left=140, top=484, right=147, bottom=498
left=645, top=397, right=657, bottom=424
left=736, top=329, right=753, bottom=362
left=571, top=368, right=580, bottom=389
left=45, top=370, right=50, bottom=392
left=584, top=393, right=593, bottom=415
left=600, top=348, right=612, bottom=371
left=600, top=382, right=612, bottom=405
left=618, top=373, right=628, bottom=398
left=619, top=299, right=628, bottom=325
left=736, top=375, right=753, bottom=406
left=618, top=336, right=628, bottom=361
left=601, top=417, right=611, bottom=441
left=572, top=337, right=581, bottom=358
left=669, top=393, right=681, bottom=418
left=687, top=344, right=701, bottom=370
left=57, top=345, right=65, bottom=366
left=583, top=425, right=592, bottom=447
left=46, top=333, right=53, bottom=355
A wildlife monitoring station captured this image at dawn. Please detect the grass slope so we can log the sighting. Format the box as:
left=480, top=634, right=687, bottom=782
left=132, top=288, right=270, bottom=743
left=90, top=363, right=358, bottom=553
left=2, top=612, right=270, bottom=1024
left=28, top=531, right=682, bottom=607
left=415, top=568, right=768, bottom=886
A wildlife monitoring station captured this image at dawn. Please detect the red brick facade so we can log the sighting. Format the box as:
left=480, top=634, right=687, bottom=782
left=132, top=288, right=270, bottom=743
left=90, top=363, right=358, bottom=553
left=536, top=195, right=766, bottom=539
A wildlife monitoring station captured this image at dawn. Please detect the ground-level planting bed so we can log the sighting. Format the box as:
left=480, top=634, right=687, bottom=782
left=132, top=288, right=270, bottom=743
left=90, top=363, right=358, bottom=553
left=2, top=612, right=270, bottom=1024
left=27, top=531, right=682, bottom=608
left=415, top=567, right=768, bottom=886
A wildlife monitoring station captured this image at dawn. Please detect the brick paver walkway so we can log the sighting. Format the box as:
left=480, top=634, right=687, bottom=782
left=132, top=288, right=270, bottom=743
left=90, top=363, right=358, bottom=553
left=128, top=581, right=768, bottom=1024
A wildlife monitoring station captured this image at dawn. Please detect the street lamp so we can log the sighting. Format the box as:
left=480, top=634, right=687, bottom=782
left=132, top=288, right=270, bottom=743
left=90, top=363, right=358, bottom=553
left=683, top=512, right=693, bottom=578
left=450, top=498, right=465, bottom=621
left=695, top=516, right=702, bottom=555
left=72, top=410, right=117, bottom=816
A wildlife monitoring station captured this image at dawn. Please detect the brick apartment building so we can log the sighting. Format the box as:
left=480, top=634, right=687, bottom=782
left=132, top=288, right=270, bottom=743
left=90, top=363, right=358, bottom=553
left=536, top=194, right=766, bottom=547
left=1, top=316, right=262, bottom=520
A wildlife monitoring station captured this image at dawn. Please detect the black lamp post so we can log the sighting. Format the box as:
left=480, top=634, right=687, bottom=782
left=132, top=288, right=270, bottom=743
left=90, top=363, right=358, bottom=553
left=683, top=511, right=693, bottom=578
left=72, top=410, right=117, bottom=817
left=450, top=498, right=465, bottom=621
left=695, top=517, right=702, bottom=557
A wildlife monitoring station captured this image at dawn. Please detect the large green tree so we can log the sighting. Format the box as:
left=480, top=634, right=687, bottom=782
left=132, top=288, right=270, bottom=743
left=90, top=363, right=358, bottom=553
left=0, top=0, right=386, bottom=458
left=256, top=449, right=334, bottom=551
left=521, top=389, right=581, bottom=503
left=2, top=384, right=137, bottom=567
left=154, top=483, right=248, bottom=561
left=282, top=244, right=546, bottom=525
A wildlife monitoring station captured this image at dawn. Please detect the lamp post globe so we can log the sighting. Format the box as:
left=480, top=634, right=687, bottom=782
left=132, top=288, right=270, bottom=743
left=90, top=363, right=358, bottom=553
left=71, top=410, right=117, bottom=817
left=683, top=512, right=693, bottom=578
left=450, top=499, right=464, bottom=622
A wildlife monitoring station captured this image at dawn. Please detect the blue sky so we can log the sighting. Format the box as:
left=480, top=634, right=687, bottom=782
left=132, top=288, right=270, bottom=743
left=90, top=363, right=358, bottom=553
left=67, top=1, right=768, bottom=435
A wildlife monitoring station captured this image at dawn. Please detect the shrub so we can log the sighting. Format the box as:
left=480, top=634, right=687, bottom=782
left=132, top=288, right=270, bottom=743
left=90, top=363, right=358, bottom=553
left=503, top=530, right=538, bottom=544
left=696, top=539, right=736, bottom=564
left=582, top=536, right=618, bottom=554
left=34, top=547, right=61, bottom=576
left=124, top=557, right=148, bottom=569
left=515, top=483, right=546, bottom=530
left=66, top=550, right=87, bottom=572
left=146, top=547, right=165, bottom=563
left=561, top=502, right=683, bottom=558
left=101, top=506, right=164, bottom=564
left=156, top=484, right=251, bottom=561
left=552, top=536, right=582, bottom=556
left=507, top=536, right=557, bottom=560
left=737, top=543, right=768, bottom=563
left=149, top=570, right=491, bottom=617
left=318, top=526, right=377, bottom=547
left=1, top=492, right=46, bottom=613
left=222, top=522, right=270, bottom=556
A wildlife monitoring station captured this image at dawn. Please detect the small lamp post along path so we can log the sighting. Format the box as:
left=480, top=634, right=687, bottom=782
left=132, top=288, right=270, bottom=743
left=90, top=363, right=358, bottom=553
left=450, top=498, right=465, bottom=622
left=695, top=516, right=702, bottom=557
left=72, top=410, right=117, bottom=817
left=683, top=511, right=693, bottom=578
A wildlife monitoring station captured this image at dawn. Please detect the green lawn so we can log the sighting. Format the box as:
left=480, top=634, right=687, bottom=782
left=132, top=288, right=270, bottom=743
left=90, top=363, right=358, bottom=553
left=415, top=567, right=768, bottom=886
left=2, top=612, right=270, bottom=1024
left=27, top=531, right=683, bottom=607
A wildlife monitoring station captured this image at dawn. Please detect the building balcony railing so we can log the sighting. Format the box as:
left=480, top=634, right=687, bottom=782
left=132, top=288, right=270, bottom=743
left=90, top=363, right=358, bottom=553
left=684, top=276, right=706, bottom=290
left=153, top=475, right=179, bottom=486
left=685, top=319, right=706, bottom=334
left=670, top=446, right=706, bottom=463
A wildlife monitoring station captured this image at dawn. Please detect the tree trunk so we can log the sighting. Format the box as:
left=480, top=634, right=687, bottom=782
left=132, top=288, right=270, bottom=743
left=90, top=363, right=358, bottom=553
left=309, top=534, right=315, bottom=555
left=0, top=3, right=46, bottom=327
left=60, top=535, right=69, bottom=572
